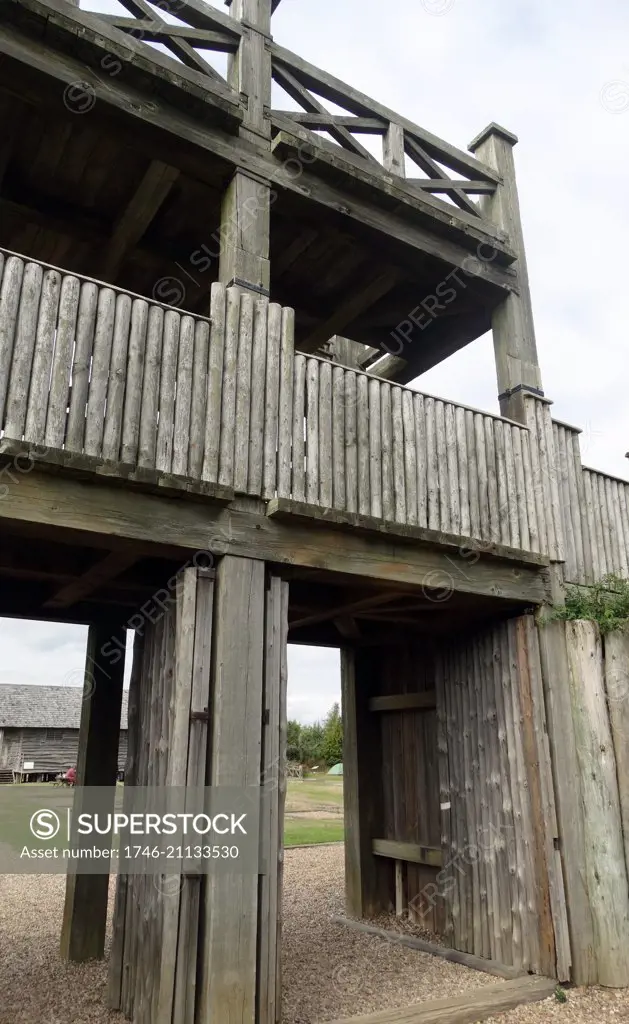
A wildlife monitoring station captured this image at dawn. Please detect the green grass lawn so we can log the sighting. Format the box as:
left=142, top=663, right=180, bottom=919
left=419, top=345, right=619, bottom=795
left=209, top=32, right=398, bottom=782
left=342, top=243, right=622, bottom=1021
left=283, top=776, right=344, bottom=846
left=284, top=818, right=344, bottom=847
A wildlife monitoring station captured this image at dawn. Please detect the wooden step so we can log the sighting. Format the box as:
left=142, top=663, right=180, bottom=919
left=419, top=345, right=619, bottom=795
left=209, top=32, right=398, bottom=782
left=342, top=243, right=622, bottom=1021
left=324, top=975, right=557, bottom=1024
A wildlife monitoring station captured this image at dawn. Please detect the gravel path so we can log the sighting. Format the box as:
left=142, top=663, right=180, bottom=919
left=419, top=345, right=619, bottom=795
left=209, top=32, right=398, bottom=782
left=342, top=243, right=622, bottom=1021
left=1, top=849, right=628, bottom=1023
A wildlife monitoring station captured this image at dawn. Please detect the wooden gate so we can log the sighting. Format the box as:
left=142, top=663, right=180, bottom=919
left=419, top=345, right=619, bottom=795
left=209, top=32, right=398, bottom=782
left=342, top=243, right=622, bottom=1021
left=107, top=559, right=289, bottom=1024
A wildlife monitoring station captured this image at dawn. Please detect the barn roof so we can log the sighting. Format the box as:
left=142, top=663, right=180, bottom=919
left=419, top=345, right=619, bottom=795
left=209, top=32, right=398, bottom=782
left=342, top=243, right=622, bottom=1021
left=0, top=685, right=129, bottom=730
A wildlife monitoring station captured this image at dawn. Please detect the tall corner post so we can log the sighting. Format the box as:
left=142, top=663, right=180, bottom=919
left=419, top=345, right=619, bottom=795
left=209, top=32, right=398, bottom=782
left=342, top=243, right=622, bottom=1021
left=60, top=620, right=126, bottom=962
left=221, top=0, right=273, bottom=298
left=469, top=123, right=542, bottom=424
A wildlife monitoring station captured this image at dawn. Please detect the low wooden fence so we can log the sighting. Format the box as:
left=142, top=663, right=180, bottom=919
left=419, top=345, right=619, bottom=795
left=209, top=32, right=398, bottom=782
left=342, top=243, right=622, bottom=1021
left=280, top=353, right=543, bottom=553
left=551, top=418, right=629, bottom=584
left=0, top=247, right=546, bottom=560
left=0, top=250, right=293, bottom=496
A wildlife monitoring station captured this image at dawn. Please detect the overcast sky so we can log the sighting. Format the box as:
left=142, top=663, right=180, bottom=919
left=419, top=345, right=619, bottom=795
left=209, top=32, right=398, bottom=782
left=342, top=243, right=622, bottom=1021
left=1, top=0, right=627, bottom=722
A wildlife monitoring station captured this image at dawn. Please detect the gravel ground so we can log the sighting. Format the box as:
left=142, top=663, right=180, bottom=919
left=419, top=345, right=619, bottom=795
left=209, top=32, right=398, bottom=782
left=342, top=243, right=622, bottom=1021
left=1, top=848, right=628, bottom=1024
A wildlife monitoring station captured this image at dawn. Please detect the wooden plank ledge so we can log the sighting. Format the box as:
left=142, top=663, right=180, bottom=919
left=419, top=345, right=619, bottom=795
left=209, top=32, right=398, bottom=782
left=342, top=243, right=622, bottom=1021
left=0, top=439, right=235, bottom=505
left=330, top=917, right=528, bottom=981
left=369, top=693, right=436, bottom=712
left=372, top=839, right=442, bottom=868
left=266, top=497, right=550, bottom=570
left=323, top=970, right=554, bottom=1023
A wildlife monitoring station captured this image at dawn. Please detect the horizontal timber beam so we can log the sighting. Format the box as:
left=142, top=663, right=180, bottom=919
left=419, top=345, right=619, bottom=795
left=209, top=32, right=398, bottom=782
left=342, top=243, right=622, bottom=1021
left=0, top=463, right=548, bottom=604
left=372, top=839, right=442, bottom=867
left=368, top=692, right=436, bottom=712
left=0, top=28, right=518, bottom=295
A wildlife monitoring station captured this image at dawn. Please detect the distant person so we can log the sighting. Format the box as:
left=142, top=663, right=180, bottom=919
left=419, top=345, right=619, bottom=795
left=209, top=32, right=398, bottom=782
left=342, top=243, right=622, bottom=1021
left=65, top=765, right=76, bottom=786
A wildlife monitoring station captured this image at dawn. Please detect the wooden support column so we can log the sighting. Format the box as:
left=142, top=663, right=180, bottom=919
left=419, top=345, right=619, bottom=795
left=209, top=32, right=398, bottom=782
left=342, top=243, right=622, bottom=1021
left=198, top=554, right=266, bottom=1024
left=342, top=647, right=390, bottom=918
left=468, top=123, right=542, bottom=423
left=60, top=619, right=126, bottom=962
left=221, top=0, right=273, bottom=296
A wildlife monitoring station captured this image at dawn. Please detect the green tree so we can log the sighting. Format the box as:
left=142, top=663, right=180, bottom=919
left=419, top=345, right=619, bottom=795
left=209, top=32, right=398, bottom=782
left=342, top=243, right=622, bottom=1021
left=299, top=722, right=325, bottom=765
left=321, top=702, right=343, bottom=766
left=286, top=719, right=302, bottom=762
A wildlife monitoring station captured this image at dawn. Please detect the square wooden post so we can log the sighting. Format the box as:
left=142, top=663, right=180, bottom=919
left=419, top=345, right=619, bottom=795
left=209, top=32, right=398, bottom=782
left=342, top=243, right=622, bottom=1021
left=60, top=620, right=126, bottom=962
left=221, top=0, right=273, bottom=298
left=469, top=123, right=543, bottom=424
left=342, top=646, right=390, bottom=918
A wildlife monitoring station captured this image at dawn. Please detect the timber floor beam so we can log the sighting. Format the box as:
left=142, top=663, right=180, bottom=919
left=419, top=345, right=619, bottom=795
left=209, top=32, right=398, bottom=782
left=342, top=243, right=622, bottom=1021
left=0, top=468, right=549, bottom=603
left=323, top=976, right=556, bottom=1024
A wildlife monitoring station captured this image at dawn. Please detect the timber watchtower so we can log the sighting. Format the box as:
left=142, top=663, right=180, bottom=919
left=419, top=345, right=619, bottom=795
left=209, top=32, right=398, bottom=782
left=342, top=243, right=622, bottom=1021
left=1, top=0, right=629, bottom=1020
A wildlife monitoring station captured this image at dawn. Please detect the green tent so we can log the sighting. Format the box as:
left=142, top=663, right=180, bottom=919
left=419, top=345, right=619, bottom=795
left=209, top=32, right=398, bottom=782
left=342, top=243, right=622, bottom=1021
left=327, top=762, right=343, bottom=776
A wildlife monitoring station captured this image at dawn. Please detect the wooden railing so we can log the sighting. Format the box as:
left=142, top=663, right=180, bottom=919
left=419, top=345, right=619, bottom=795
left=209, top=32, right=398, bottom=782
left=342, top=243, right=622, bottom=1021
left=0, top=250, right=293, bottom=497
left=269, top=44, right=501, bottom=223
left=76, top=0, right=504, bottom=235
left=552, top=418, right=629, bottom=584
left=278, top=354, right=543, bottom=554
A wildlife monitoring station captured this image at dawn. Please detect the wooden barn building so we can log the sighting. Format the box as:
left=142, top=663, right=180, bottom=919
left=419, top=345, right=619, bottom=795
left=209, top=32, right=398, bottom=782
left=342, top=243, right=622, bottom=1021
left=0, top=685, right=128, bottom=782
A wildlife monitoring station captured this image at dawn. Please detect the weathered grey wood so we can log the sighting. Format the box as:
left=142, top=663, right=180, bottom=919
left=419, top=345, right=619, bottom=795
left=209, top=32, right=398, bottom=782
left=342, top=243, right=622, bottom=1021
left=483, top=416, right=499, bottom=544
left=247, top=298, right=267, bottom=495
left=390, top=387, right=405, bottom=524
left=277, top=306, right=295, bottom=500
left=372, top=838, right=443, bottom=868
left=60, top=620, right=126, bottom=963
left=189, top=319, right=210, bottom=479
left=137, top=304, right=164, bottom=470
left=506, top=620, right=538, bottom=971
left=442, top=649, right=461, bottom=948
left=380, top=383, right=394, bottom=521
left=305, top=358, right=320, bottom=505
left=357, top=373, right=370, bottom=516
left=44, top=274, right=79, bottom=449
left=202, top=283, right=227, bottom=482
left=102, top=160, right=179, bottom=282
left=262, top=303, right=282, bottom=499
left=319, top=359, right=333, bottom=507
left=154, top=309, right=180, bottom=473
left=218, top=287, right=240, bottom=488
left=435, top=652, right=453, bottom=943
left=435, top=400, right=449, bottom=533
left=66, top=281, right=98, bottom=452
left=344, top=370, right=358, bottom=514
left=383, top=122, right=405, bottom=176
left=290, top=353, right=306, bottom=502
left=445, top=403, right=460, bottom=536
left=83, top=287, right=116, bottom=457
left=525, top=618, right=571, bottom=982
left=0, top=256, right=24, bottom=430
left=606, top=631, right=629, bottom=881
left=369, top=692, right=436, bottom=712
left=542, top=402, right=564, bottom=561
left=156, top=567, right=197, bottom=1024
left=474, top=414, right=490, bottom=544
left=566, top=620, right=629, bottom=986
left=465, top=409, right=480, bottom=540
left=24, top=269, right=61, bottom=444
left=4, top=261, right=43, bottom=440
left=538, top=620, right=597, bottom=985
left=413, top=393, right=428, bottom=529
left=423, top=396, right=438, bottom=531
left=332, top=365, right=346, bottom=510
left=520, top=428, right=539, bottom=554
left=523, top=398, right=547, bottom=556
left=460, top=644, right=480, bottom=955
left=469, top=126, right=541, bottom=416
left=172, top=315, right=194, bottom=477
left=503, top=423, right=520, bottom=549
left=326, top=975, right=556, bottom=1024
left=454, top=406, right=469, bottom=537
left=332, top=915, right=527, bottom=980
left=233, top=292, right=254, bottom=491
left=511, top=426, right=530, bottom=552
left=120, top=299, right=148, bottom=465
left=493, top=420, right=509, bottom=546
left=198, top=555, right=265, bottom=1024
left=102, top=294, right=132, bottom=462
left=368, top=377, right=382, bottom=519
left=401, top=389, right=417, bottom=526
